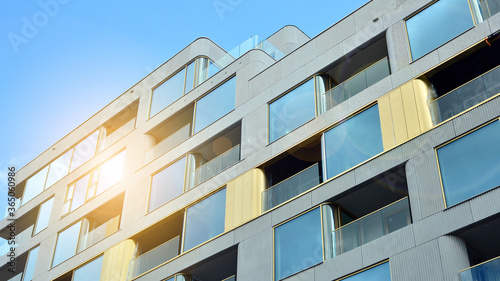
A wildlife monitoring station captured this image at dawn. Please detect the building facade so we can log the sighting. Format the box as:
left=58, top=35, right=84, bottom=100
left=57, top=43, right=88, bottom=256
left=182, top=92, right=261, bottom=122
left=2, top=0, right=500, bottom=280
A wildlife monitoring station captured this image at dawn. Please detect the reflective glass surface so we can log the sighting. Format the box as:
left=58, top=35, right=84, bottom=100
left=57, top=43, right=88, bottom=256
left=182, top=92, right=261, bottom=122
left=274, top=207, right=323, bottom=280
left=460, top=257, right=500, bottom=281
left=23, top=166, right=49, bottom=205
left=34, top=197, right=54, bottom=234
left=341, top=262, right=391, bottom=281
left=73, top=255, right=104, bottom=281
left=45, top=149, right=73, bottom=188
left=406, top=0, right=474, bottom=60
left=23, top=246, right=39, bottom=281
left=324, top=105, right=383, bottom=179
left=149, top=157, right=186, bottom=212
left=71, top=174, right=90, bottom=212
left=96, top=151, right=125, bottom=195
left=269, top=79, right=316, bottom=142
left=150, top=68, right=186, bottom=117
left=193, top=77, right=236, bottom=133
left=437, top=120, right=500, bottom=206
left=52, top=221, right=82, bottom=267
left=70, top=130, right=99, bottom=172
left=183, top=188, right=226, bottom=251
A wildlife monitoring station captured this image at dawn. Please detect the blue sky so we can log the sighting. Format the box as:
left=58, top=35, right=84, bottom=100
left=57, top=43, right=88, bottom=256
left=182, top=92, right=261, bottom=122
left=0, top=0, right=368, bottom=213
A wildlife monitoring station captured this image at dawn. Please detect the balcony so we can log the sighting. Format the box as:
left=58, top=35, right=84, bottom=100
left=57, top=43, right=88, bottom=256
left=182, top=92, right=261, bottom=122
left=145, top=123, right=191, bottom=163
left=78, top=215, right=120, bottom=252
left=323, top=57, right=390, bottom=112
left=215, top=35, right=284, bottom=70
left=430, top=64, right=500, bottom=124
left=187, top=144, right=240, bottom=189
left=7, top=272, right=22, bottom=281
left=460, top=256, right=500, bottom=281
left=127, top=236, right=180, bottom=280
left=332, top=197, right=411, bottom=256
left=262, top=163, right=320, bottom=211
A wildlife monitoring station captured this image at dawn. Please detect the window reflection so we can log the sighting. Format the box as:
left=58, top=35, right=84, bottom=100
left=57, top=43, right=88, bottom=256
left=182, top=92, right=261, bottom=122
left=149, top=157, right=187, bottom=212
left=23, top=166, right=49, bottom=205
left=34, top=197, right=54, bottom=234
left=406, top=0, right=474, bottom=60
left=45, top=149, right=73, bottom=188
left=52, top=221, right=82, bottom=267
left=437, top=120, right=500, bottom=206
left=183, top=188, right=226, bottom=251
left=23, top=246, right=39, bottom=281
left=274, top=207, right=323, bottom=280
left=269, top=79, right=316, bottom=142
left=323, top=105, right=383, bottom=180
left=150, top=68, right=187, bottom=117
left=193, top=76, right=236, bottom=133
left=73, top=255, right=104, bottom=281
left=338, top=262, right=391, bottom=281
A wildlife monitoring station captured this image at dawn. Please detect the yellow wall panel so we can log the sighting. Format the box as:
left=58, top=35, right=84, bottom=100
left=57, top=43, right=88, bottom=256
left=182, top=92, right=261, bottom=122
left=400, top=82, right=422, bottom=138
left=101, top=239, right=136, bottom=281
left=234, top=175, right=244, bottom=226
left=389, top=88, right=408, bottom=144
left=225, top=180, right=236, bottom=230
left=377, top=94, right=395, bottom=150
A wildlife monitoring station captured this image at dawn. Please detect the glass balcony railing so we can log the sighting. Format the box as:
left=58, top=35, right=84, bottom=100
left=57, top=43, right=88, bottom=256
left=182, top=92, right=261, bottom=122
left=261, top=163, right=321, bottom=211
left=188, top=144, right=240, bottom=190
left=214, top=35, right=285, bottom=70
left=430, top=65, right=500, bottom=124
left=145, top=123, right=191, bottom=163
left=222, top=276, right=237, bottom=281
left=323, top=57, right=390, bottom=112
left=332, top=197, right=411, bottom=256
left=127, top=236, right=180, bottom=280
left=460, top=256, right=500, bottom=281
left=471, top=0, right=500, bottom=22
left=78, top=215, right=120, bottom=252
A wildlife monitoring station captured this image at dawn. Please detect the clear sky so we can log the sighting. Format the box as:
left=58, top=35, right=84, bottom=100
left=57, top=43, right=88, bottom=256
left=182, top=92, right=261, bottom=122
left=0, top=0, right=368, bottom=214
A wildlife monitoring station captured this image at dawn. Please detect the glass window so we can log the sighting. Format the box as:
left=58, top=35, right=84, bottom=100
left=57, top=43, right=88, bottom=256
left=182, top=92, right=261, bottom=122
left=22, top=166, right=49, bottom=205
left=184, top=61, right=196, bottom=94
left=52, top=221, right=82, bottom=267
left=437, top=120, right=500, bottom=206
left=73, top=255, right=104, bottom=281
left=149, top=157, right=187, bottom=212
left=323, top=104, right=383, bottom=180
left=339, top=262, right=391, bottom=281
left=183, top=188, right=226, bottom=251
left=71, top=174, right=91, bottom=212
left=269, top=78, right=316, bottom=142
left=23, top=246, right=39, bottom=281
left=70, top=130, right=99, bottom=172
left=193, top=77, right=236, bottom=134
left=274, top=207, right=323, bottom=280
left=34, top=197, right=54, bottom=234
left=150, top=68, right=187, bottom=117
left=45, top=149, right=73, bottom=188
left=406, top=0, right=475, bottom=60
left=96, top=151, right=125, bottom=195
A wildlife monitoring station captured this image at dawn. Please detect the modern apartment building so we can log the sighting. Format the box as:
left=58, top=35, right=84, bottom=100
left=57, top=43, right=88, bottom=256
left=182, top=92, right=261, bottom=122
left=2, top=0, right=500, bottom=280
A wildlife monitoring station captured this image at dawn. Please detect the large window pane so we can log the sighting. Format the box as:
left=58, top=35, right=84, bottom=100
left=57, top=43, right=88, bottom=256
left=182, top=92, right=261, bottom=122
left=406, top=0, right=474, bottom=60
left=184, top=61, right=195, bottom=94
left=71, top=174, right=90, bottom=212
left=23, top=246, right=39, bottom=281
left=269, top=79, right=316, bottom=142
left=323, top=105, right=383, bottom=179
left=53, top=221, right=82, bottom=267
left=193, top=77, right=236, bottom=133
left=274, top=207, right=323, bottom=280
left=70, top=130, right=99, bottom=172
left=22, top=166, right=49, bottom=205
left=45, top=149, right=73, bottom=188
left=96, top=151, right=125, bottom=195
left=73, top=255, right=104, bottom=281
left=183, top=188, right=226, bottom=251
left=150, top=68, right=187, bottom=117
left=34, top=197, right=54, bottom=234
left=149, top=157, right=186, bottom=212
left=437, top=120, right=500, bottom=206
left=339, top=262, right=391, bottom=281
